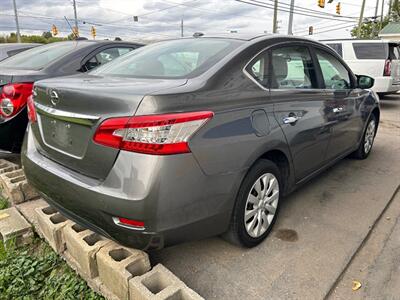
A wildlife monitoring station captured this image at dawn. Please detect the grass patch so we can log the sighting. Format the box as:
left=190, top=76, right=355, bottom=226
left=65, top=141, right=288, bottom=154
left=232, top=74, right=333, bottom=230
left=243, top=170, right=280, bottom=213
left=0, top=196, right=8, bottom=210
left=0, top=187, right=7, bottom=210
left=0, top=238, right=103, bottom=300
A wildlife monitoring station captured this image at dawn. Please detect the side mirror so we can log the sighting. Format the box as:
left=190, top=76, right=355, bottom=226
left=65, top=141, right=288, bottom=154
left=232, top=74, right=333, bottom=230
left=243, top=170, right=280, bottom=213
left=357, top=75, right=374, bottom=89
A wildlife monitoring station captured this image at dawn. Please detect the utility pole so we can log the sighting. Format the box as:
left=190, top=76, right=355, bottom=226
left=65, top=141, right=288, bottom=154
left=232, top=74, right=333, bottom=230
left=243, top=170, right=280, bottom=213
left=181, top=19, right=183, bottom=37
left=273, top=0, right=278, bottom=33
left=380, top=0, right=385, bottom=30
left=287, top=0, right=295, bottom=35
left=373, top=0, right=380, bottom=37
left=12, top=0, right=21, bottom=43
left=72, top=0, right=79, bottom=34
left=357, top=0, right=367, bottom=38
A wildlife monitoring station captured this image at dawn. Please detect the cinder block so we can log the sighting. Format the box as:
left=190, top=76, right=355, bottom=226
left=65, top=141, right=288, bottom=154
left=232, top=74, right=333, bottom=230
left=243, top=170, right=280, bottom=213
left=35, top=206, right=70, bottom=253
left=63, top=222, right=111, bottom=278
left=129, top=264, right=204, bottom=300
left=0, top=169, right=38, bottom=204
left=0, top=159, right=19, bottom=174
left=0, top=207, right=33, bottom=247
left=96, top=242, right=151, bottom=300
left=16, top=198, right=48, bottom=229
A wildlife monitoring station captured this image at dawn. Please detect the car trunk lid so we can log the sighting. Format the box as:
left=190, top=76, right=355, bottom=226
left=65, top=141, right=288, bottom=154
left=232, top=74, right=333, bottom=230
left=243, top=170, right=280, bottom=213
left=31, top=75, right=187, bottom=180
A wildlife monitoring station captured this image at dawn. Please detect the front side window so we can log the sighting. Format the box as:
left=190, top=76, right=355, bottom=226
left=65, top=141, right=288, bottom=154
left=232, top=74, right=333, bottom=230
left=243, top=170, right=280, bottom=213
left=270, top=46, right=317, bottom=89
left=316, top=49, right=351, bottom=89
left=91, top=38, right=243, bottom=79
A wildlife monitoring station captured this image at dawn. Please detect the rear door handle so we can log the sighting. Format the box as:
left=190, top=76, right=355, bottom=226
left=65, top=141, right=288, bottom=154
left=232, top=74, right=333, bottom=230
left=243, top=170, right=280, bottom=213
left=283, top=116, right=299, bottom=124
left=333, top=107, right=344, bottom=113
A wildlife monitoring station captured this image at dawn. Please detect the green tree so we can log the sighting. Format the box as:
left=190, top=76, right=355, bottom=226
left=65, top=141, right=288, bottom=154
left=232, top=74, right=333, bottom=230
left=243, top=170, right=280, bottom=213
left=0, top=33, right=68, bottom=44
left=42, top=31, right=53, bottom=39
left=351, top=0, right=400, bottom=38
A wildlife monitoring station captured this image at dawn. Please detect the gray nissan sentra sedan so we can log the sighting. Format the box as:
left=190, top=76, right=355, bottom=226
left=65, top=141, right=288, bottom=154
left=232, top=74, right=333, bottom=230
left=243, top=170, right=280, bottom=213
left=22, top=34, right=379, bottom=250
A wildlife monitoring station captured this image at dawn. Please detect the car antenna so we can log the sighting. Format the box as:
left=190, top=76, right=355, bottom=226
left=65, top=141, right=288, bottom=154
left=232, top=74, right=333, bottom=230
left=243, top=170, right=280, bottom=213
left=193, top=32, right=204, bottom=38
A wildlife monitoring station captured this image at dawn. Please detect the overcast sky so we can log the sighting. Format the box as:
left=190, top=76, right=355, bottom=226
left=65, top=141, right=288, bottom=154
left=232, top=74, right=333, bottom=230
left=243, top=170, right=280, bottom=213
left=0, top=0, right=387, bottom=42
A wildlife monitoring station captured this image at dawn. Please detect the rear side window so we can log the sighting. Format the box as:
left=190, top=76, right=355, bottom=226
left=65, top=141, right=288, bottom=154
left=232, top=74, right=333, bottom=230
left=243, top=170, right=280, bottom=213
left=353, top=43, right=388, bottom=59
left=326, top=43, right=343, bottom=57
left=245, top=51, right=270, bottom=88
left=270, top=46, right=318, bottom=89
left=316, top=49, right=351, bottom=89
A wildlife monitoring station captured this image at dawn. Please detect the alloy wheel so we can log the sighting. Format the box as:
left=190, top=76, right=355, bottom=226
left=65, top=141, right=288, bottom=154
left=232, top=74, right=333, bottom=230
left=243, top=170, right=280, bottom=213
left=364, top=119, right=376, bottom=154
left=244, top=173, right=279, bottom=238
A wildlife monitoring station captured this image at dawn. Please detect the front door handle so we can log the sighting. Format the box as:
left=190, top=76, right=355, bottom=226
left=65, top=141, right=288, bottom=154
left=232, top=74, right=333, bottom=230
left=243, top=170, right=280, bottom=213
left=283, top=116, right=299, bottom=124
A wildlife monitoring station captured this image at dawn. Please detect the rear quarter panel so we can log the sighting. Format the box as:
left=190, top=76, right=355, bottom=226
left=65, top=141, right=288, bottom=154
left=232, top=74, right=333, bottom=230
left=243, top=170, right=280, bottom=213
left=136, top=39, right=293, bottom=180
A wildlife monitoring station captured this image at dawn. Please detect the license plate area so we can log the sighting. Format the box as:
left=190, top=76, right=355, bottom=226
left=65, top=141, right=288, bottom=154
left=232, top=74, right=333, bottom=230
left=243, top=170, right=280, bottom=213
left=38, top=113, right=91, bottom=158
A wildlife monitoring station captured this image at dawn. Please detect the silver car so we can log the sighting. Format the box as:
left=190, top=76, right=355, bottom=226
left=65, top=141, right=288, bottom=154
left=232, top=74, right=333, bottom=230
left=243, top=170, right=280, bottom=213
left=22, top=35, right=379, bottom=250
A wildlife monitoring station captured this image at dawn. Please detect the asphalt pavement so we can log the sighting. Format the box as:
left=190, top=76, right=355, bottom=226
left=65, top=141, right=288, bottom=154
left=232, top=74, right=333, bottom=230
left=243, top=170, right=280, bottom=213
left=151, top=94, right=400, bottom=299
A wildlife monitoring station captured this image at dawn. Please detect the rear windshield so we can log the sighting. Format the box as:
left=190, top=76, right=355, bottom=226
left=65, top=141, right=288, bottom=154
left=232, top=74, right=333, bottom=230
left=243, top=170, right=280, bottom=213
left=353, top=43, right=389, bottom=59
left=0, top=42, right=79, bottom=70
left=91, top=38, right=243, bottom=79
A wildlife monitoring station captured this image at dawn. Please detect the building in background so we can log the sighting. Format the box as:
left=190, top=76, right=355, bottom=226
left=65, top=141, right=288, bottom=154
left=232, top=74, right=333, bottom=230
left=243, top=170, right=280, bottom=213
left=379, top=22, right=400, bottom=41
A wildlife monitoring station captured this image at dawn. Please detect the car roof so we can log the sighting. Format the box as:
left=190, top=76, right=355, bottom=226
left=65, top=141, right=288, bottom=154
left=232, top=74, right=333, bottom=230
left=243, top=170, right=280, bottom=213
left=175, top=33, right=324, bottom=44
left=321, top=39, right=397, bottom=44
left=49, top=40, right=144, bottom=46
left=0, top=43, right=40, bottom=49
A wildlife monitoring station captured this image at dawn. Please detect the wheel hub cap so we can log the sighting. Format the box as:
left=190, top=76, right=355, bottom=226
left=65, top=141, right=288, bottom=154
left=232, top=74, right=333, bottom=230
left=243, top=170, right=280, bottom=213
left=244, top=173, right=279, bottom=238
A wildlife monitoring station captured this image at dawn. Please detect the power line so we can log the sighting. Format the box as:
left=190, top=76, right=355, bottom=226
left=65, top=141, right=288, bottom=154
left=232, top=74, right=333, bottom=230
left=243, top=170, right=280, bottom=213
left=303, top=23, right=354, bottom=36
left=258, top=0, right=357, bottom=19
left=235, top=0, right=356, bottom=23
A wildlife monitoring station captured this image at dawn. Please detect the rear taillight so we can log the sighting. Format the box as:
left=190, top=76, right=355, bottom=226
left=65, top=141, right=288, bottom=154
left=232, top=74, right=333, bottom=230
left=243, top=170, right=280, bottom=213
left=0, top=83, right=33, bottom=118
left=384, top=59, right=392, bottom=76
left=27, top=95, right=37, bottom=123
left=93, top=111, right=214, bottom=155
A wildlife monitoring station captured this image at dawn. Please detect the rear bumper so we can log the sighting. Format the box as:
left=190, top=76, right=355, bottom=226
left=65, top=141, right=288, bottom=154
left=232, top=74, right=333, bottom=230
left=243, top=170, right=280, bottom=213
left=372, top=76, right=400, bottom=93
left=22, top=126, right=240, bottom=250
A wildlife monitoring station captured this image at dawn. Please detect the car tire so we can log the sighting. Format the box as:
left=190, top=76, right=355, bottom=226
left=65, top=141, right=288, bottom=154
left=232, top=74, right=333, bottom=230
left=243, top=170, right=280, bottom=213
left=351, top=114, right=377, bottom=160
left=223, top=159, right=281, bottom=248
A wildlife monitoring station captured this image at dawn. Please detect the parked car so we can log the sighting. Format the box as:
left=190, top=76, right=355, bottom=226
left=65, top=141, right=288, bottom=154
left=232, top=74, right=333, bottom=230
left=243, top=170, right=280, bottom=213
left=322, top=39, right=400, bottom=95
left=22, top=35, right=379, bottom=250
left=0, top=40, right=142, bottom=153
left=0, top=43, right=40, bottom=61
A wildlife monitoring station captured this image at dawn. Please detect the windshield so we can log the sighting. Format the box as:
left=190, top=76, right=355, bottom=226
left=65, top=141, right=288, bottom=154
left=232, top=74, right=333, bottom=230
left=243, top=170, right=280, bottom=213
left=0, top=42, right=79, bottom=70
left=91, top=38, right=243, bottom=79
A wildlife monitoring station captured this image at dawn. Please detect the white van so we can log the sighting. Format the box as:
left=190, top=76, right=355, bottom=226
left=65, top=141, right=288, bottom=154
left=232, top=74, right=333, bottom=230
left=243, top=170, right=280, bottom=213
left=321, top=39, right=400, bottom=95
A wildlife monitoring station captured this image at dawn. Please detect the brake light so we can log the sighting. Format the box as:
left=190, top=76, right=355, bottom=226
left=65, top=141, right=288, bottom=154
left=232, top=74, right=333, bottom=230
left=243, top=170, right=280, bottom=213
left=93, top=111, right=214, bottom=155
left=0, top=83, right=33, bottom=118
left=384, top=59, right=392, bottom=76
left=27, top=95, right=37, bottom=123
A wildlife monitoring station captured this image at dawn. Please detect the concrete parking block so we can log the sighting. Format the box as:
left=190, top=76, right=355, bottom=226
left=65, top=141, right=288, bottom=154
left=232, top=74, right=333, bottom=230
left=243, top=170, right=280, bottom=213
left=35, top=206, right=70, bottom=253
left=63, top=222, right=111, bottom=278
left=0, top=159, right=19, bottom=175
left=0, top=169, right=38, bottom=204
left=129, top=264, right=204, bottom=300
left=96, top=242, right=151, bottom=300
left=0, top=207, right=32, bottom=247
